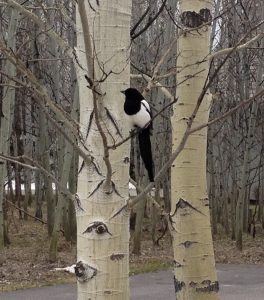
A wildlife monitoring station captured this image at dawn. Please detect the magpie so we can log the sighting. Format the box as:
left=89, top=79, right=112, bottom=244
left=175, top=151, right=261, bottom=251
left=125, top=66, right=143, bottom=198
left=121, top=88, right=154, bottom=182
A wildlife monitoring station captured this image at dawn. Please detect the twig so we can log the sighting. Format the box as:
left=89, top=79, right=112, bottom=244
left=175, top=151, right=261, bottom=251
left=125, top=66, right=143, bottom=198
left=130, top=5, right=150, bottom=37
left=190, top=89, right=264, bottom=135
left=0, top=153, right=82, bottom=210
left=0, top=153, right=36, bottom=170
left=7, top=200, right=65, bottom=233
left=131, top=0, right=167, bottom=40
left=209, top=22, right=264, bottom=60
left=7, top=200, right=47, bottom=225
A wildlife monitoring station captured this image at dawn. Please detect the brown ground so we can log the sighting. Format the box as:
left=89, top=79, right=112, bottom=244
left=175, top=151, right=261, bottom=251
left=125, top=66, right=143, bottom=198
left=1, top=211, right=264, bottom=292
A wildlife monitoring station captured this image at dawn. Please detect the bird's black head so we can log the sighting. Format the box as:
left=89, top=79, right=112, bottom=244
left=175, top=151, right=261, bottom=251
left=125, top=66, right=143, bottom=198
left=121, top=88, right=144, bottom=102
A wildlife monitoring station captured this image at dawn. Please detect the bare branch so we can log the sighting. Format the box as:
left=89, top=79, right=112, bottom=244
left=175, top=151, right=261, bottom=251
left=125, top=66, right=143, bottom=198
left=0, top=153, right=36, bottom=170
left=131, top=0, right=168, bottom=40
left=0, top=154, right=83, bottom=210
left=7, top=200, right=48, bottom=225
left=209, top=25, right=264, bottom=60
left=130, top=5, right=150, bottom=37
left=190, top=89, right=264, bottom=135
left=0, top=68, right=92, bottom=166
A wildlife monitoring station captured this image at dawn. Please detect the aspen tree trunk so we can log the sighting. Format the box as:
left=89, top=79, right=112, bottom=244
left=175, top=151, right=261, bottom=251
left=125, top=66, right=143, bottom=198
left=75, top=1, right=132, bottom=299
left=171, top=2, right=219, bottom=299
left=41, top=116, right=55, bottom=235
left=13, top=130, right=23, bottom=220
left=0, top=9, right=19, bottom=248
left=22, top=100, right=33, bottom=219
left=217, top=143, right=229, bottom=234
left=67, top=6, right=78, bottom=242
left=208, top=150, right=217, bottom=236
left=132, top=181, right=147, bottom=254
left=49, top=137, right=72, bottom=262
left=49, top=91, right=78, bottom=259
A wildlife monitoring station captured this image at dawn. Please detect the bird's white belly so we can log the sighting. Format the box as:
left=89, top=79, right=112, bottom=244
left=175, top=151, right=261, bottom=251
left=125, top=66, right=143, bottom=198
left=129, top=109, right=150, bottom=128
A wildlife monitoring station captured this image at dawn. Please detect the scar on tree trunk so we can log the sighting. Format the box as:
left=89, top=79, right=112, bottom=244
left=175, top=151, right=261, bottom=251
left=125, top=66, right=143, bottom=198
left=181, top=9, right=212, bottom=28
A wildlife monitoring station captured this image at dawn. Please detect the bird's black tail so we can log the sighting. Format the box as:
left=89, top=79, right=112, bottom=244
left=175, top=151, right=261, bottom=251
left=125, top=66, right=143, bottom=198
left=138, top=128, right=154, bottom=182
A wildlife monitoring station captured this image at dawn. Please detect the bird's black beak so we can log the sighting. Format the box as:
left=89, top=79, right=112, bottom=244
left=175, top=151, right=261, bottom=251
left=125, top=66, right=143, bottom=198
left=120, top=90, right=125, bottom=94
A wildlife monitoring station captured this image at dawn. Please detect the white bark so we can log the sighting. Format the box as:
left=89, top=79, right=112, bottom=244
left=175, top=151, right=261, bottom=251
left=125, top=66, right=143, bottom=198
left=171, top=1, right=219, bottom=299
left=75, top=1, right=132, bottom=299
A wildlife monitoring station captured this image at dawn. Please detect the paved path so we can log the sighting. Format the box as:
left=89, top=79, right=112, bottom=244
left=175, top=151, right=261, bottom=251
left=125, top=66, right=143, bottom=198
left=1, top=264, right=264, bottom=299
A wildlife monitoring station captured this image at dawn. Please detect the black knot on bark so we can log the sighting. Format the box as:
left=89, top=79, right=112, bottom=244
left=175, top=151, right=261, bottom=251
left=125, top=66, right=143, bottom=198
left=174, top=276, right=186, bottom=293
left=83, top=221, right=112, bottom=236
left=75, top=261, right=97, bottom=283
left=110, top=253, right=125, bottom=261
left=181, top=8, right=212, bottom=28
left=196, top=280, right=220, bottom=293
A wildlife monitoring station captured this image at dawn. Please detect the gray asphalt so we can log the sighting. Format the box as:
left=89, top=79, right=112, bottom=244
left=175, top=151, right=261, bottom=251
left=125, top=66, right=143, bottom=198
left=1, top=264, right=264, bottom=300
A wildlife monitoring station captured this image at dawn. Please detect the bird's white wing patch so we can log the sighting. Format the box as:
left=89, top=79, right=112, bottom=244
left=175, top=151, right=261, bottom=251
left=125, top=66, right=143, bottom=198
left=130, top=102, right=151, bottom=128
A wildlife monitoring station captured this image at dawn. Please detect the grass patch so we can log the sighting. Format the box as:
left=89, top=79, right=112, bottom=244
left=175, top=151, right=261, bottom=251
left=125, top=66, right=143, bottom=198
left=0, top=276, right=75, bottom=292
left=130, top=258, right=172, bottom=275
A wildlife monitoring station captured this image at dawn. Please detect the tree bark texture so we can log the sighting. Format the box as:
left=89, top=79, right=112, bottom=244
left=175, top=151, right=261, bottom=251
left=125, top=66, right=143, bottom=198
left=171, top=1, right=219, bottom=299
left=75, top=1, right=132, bottom=299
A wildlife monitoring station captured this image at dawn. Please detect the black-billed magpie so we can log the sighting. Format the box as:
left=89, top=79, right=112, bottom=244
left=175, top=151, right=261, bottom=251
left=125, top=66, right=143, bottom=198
left=121, top=88, right=154, bottom=182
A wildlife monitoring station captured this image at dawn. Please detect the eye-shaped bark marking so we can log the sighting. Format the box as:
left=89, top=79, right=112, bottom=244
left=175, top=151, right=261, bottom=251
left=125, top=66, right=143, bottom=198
left=75, top=261, right=97, bottom=282
left=171, top=198, right=204, bottom=218
left=110, top=253, right=125, bottom=261
left=78, top=158, right=102, bottom=177
left=88, top=179, right=123, bottom=198
left=83, top=221, right=112, bottom=236
left=180, top=240, right=198, bottom=248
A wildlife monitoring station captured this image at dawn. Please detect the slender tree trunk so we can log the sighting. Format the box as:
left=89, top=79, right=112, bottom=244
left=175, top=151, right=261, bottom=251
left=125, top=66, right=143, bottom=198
left=217, top=143, right=230, bottom=234
left=22, top=99, right=32, bottom=219
left=151, top=183, right=160, bottom=245
left=66, top=85, right=79, bottom=243
left=171, top=2, right=219, bottom=299
left=0, top=9, right=19, bottom=248
left=35, top=105, right=45, bottom=220
left=67, top=11, right=79, bottom=243
left=208, top=150, right=217, bottom=236
left=132, top=186, right=147, bottom=254
left=13, top=132, right=23, bottom=220
left=49, top=132, right=73, bottom=261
